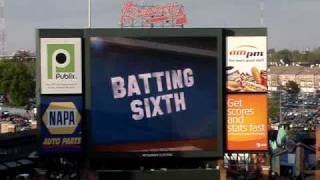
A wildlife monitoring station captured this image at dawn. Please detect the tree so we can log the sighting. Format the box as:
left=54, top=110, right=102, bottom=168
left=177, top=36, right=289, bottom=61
left=306, top=47, right=320, bottom=64
left=268, top=47, right=320, bottom=64
left=268, top=95, right=280, bottom=122
left=0, top=60, right=35, bottom=106
left=277, top=49, right=291, bottom=64
left=12, top=50, right=34, bottom=61
left=285, top=81, right=300, bottom=94
left=291, top=50, right=304, bottom=62
left=0, top=60, right=14, bottom=95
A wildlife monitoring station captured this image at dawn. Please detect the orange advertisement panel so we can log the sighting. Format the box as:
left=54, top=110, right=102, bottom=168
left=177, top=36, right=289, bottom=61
left=316, top=127, right=320, bottom=161
left=227, top=94, right=268, bottom=151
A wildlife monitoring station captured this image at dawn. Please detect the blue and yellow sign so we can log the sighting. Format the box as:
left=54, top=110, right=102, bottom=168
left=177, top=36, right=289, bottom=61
left=40, top=96, right=82, bottom=154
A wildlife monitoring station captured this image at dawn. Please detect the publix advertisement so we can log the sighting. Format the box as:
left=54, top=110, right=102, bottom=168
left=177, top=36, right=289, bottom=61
left=40, top=38, right=82, bottom=94
left=226, top=36, right=267, bottom=92
left=40, top=96, right=82, bottom=153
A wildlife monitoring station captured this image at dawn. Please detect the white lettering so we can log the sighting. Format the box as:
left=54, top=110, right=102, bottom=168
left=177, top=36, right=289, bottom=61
left=152, top=72, right=164, bottom=92
left=131, top=100, right=144, bottom=120
left=128, top=75, right=141, bottom=97
left=183, top=68, right=194, bottom=87
left=150, top=96, right=164, bottom=117
left=165, top=71, right=172, bottom=90
left=111, top=77, right=126, bottom=99
left=139, top=73, right=152, bottom=94
left=171, top=70, right=184, bottom=89
left=174, top=92, right=186, bottom=112
left=144, top=97, right=152, bottom=118
left=162, top=94, right=173, bottom=113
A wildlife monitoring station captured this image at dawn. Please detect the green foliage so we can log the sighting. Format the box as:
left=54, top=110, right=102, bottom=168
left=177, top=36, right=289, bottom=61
left=285, top=81, right=300, bottom=94
left=306, top=47, right=320, bottom=63
left=268, top=95, right=280, bottom=122
left=12, top=50, right=34, bottom=61
left=0, top=60, right=35, bottom=106
left=277, top=49, right=291, bottom=64
left=269, top=47, right=320, bottom=64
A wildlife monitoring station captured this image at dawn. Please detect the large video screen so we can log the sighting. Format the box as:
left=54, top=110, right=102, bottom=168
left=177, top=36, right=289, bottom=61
left=88, top=34, right=223, bottom=157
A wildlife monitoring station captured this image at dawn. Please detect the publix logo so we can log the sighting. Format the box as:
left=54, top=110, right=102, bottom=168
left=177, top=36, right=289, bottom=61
left=229, top=45, right=264, bottom=59
left=46, top=44, right=76, bottom=80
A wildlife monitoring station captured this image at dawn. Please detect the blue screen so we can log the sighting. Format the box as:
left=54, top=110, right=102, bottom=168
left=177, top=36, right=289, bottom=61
left=89, top=37, right=220, bottom=152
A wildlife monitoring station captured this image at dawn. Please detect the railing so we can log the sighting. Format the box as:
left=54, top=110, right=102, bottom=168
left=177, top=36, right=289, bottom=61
left=0, top=129, right=38, bottom=162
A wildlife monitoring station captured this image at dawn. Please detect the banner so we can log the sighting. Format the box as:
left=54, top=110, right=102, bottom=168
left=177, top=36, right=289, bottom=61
left=226, top=36, right=267, bottom=92
left=227, top=94, right=268, bottom=151
left=40, top=96, right=82, bottom=153
left=40, top=38, right=82, bottom=94
left=120, top=1, right=187, bottom=27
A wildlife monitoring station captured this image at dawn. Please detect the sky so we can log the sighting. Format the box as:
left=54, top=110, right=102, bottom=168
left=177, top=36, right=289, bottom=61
left=5, top=0, right=320, bottom=54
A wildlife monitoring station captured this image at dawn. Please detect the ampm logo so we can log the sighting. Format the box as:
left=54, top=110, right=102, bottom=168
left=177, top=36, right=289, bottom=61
left=229, top=45, right=264, bottom=59
left=47, top=44, right=76, bottom=79
left=42, top=102, right=81, bottom=135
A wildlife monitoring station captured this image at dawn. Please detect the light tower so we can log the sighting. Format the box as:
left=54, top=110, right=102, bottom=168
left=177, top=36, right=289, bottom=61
left=0, top=0, right=6, bottom=57
left=259, top=0, right=265, bottom=26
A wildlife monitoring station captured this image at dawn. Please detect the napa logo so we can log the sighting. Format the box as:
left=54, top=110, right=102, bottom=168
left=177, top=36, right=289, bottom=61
left=229, top=45, right=264, bottom=60
left=47, top=44, right=76, bottom=80
left=42, top=102, right=81, bottom=135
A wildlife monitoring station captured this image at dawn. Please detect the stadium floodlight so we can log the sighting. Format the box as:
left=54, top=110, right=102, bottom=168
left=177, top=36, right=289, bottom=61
left=88, top=0, right=91, bottom=28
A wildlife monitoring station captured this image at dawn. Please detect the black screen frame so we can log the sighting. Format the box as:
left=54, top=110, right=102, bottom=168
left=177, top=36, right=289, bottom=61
left=84, top=28, right=225, bottom=159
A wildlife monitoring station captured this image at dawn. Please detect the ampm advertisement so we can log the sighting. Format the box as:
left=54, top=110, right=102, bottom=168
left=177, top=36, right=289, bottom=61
left=40, top=96, right=82, bottom=153
left=89, top=36, right=221, bottom=155
left=226, top=36, right=267, bottom=93
left=40, top=38, right=82, bottom=94
left=227, top=94, right=268, bottom=151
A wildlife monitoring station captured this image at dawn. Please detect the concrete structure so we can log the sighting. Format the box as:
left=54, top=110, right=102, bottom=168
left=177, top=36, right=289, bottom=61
left=268, top=66, right=320, bottom=93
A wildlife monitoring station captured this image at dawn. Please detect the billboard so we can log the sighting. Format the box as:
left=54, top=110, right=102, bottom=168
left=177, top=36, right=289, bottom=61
left=317, top=127, right=320, bottom=161
left=40, top=96, right=82, bottom=153
left=226, top=36, right=267, bottom=92
left=40, top=38, right=82, bottom=94
left=227, top=94, right=268, bottom=151
left=88, top=35, right=223, bottom=157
